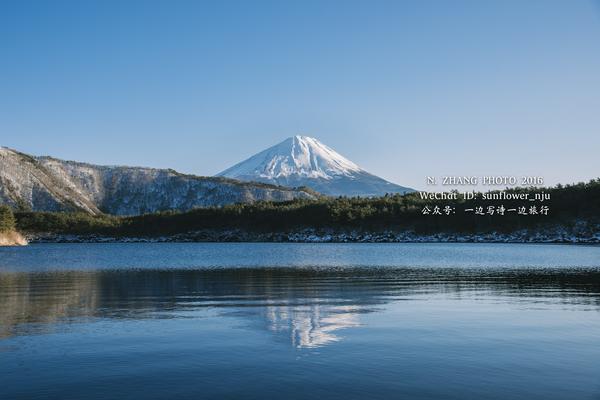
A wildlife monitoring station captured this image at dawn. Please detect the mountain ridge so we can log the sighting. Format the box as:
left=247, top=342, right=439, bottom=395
left=0, top=146, right=316, bottom=215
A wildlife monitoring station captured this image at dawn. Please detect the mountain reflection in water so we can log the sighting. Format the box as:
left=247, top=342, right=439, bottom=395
left=2, top=267, right=600, bottom=347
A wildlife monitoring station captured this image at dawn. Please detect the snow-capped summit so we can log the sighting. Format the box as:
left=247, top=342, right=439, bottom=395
left=217, top=136, right=413, bottom=197
left=219, top=135, right=360, bottom=180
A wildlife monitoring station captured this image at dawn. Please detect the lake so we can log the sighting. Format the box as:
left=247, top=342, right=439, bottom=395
left=1, top=243, right=600, bottom=399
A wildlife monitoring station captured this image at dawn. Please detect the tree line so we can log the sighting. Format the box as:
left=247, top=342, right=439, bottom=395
left=12, top=179, right=600, bottom=237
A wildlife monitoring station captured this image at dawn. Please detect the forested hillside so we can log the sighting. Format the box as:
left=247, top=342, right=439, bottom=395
left=14, top=180, right=600, bottom=238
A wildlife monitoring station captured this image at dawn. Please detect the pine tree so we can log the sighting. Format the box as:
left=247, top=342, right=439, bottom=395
left=0, top=205, right=16, bottom=232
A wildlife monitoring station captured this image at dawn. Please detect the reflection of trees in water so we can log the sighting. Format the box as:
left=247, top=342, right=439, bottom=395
left=0, top=272, right=101, bottom=338
left=1, top=268, right=600, bottom=345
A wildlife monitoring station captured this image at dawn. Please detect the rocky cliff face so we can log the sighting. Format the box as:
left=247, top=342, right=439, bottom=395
left=0, top=147, right=315, bottom=215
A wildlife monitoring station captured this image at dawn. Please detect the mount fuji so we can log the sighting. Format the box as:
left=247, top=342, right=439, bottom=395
left=217, top=136, right=414, bottom=197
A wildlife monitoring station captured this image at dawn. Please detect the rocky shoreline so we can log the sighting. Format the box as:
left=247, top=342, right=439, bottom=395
left=27, top=226, right=600, bottom=244
left=0, top=231, right=28, bottom=246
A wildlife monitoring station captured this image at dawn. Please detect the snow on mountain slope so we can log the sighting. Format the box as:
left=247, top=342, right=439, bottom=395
left=220, top=136, right=361, bottom=180
left=0, top=146, right=316, bottom=215
left=217, top=136, right=414, bottom=196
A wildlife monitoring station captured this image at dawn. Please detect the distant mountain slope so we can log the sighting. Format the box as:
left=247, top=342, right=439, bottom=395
left=0, top=147, right=315, bottom=215
left=217, top=136, right=413, bottom=196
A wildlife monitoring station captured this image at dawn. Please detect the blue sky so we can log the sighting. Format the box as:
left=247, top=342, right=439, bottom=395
left=1, top=0, right=599, bottom=189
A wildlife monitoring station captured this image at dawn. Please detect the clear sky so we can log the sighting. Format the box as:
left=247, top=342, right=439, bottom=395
left=1, top=0, right=599, bottom=190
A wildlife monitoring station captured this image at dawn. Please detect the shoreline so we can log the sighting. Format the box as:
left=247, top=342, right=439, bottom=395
left=25, top=227, right=600, bottom=245
left=0, top=230, right=28, bottom=246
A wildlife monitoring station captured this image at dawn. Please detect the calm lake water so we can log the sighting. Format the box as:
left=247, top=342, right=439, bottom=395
left=1, top=243, right=600, bottom=399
